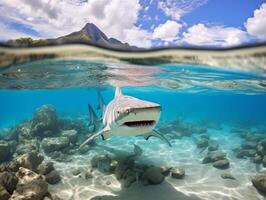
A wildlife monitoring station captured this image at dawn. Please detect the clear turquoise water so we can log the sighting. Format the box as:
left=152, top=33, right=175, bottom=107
left=1, top=87, right=266, bottom=129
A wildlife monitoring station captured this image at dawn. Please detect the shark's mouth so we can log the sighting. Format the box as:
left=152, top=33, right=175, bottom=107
left=123, top=120, right=156, bottom=127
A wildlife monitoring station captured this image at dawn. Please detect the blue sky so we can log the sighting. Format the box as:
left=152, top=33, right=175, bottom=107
left=0, top=0, right=265, bottom=48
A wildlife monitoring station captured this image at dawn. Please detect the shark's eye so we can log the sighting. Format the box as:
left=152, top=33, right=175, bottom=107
left=117, top=111, right=120, bottom=114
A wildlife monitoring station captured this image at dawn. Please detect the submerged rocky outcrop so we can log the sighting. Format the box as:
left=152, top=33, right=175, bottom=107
left=0, top=104, right=91, bottom=162
left=158, top=119, right=208, bottom=140
left=233, top=131, right=266, bottom=167
left=0, top=152, right=61, bottom=200
left=0, top=104, right=92, bottom=199
left=89, top=153, right=185, bottom=188
left=31, top=105, right=59, bottom=138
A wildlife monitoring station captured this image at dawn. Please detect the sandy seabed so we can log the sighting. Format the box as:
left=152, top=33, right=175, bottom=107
left=49, top=126, right=266, bottom=200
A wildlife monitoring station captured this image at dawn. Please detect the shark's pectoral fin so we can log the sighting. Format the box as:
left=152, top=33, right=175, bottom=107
left=79, top=127, right=110, bottom=150
left=144, top=129, right=172, bottom=147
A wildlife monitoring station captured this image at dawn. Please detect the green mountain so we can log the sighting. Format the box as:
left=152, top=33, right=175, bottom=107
left=7, top=23, right=139, bottom=50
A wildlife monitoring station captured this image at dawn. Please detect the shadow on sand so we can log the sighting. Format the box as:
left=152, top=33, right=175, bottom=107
left=91, top=181, right=203, bottom=200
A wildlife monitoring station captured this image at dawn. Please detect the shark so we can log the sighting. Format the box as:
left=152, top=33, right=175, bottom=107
left=79, top=87, right=171, bottom=149
left=87, top=103, right=102, bottom=133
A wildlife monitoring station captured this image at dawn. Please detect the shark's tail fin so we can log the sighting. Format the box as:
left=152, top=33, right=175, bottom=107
left=115, top=87, right=122, bottom=97
left=97, top=90, right=106, bottom=117
left=88, top=104, right=98, bottom=132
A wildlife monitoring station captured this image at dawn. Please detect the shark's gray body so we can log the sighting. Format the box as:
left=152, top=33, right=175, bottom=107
left=79, top=87, right=171, bottom=149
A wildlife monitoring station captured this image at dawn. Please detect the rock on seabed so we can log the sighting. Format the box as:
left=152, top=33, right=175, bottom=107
left=41, top=137, right=70, bottom=153
left=252, top=170, right=266, bottom=194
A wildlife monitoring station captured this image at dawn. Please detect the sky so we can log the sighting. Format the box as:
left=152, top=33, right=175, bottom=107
left=0, top=0, right=266, bottom=48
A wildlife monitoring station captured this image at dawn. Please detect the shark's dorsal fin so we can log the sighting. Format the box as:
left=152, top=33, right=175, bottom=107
left=115, top=87, right=122, bottom=97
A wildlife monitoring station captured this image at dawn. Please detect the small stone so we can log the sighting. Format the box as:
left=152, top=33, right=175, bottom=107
left=106, top=180, right=111, bottom=185
left=236, top=149, right=256, bottom=158
left=85, top=171, right=93, bottom=179
left=45, top=170, right=61, bottom=185
left=142, top=167, right=164, bottom=185
left=202, top=151, right=226, bottom=164
left=196, top=138, right=209, bottom=148
left=170, top=167, right=185, bottom=179
left=72, top=169, right=81, bottom=176
left=221, top=173, right=236, bottom=180
left=213, top=159, right=230, bottom=169
left=41, top=137, right=70, bottom=154
left=110, top=160, right=118, bottom=173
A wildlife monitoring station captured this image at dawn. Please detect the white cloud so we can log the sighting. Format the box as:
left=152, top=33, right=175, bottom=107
left=0, top=0, right=152, bottom=47
left=182, top=24, right=249, bottom=47
left=245, top=3, right=266, bottom=40
left=123, top=27, right=151, bottom=48
left=144, top=6, right=149, bottom=11
left=153, top=20, right=182, bottom=41
left=158, top=0, right=208, bottom=20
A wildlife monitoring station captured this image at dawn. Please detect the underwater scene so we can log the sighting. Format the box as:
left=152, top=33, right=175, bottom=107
left=0, top=44, right=266, bottom=200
